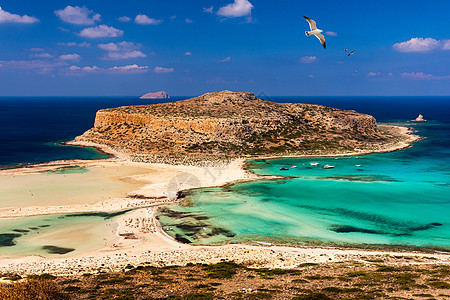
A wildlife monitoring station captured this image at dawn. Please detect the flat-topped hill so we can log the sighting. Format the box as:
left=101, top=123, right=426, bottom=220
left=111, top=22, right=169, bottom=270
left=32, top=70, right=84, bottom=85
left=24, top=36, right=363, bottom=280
left=74, top=91, right=404, bottom=164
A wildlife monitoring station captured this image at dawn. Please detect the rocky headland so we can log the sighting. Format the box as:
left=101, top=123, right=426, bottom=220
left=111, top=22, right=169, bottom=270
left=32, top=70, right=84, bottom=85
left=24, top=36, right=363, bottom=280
left=74, top=91, right=416, bottom=165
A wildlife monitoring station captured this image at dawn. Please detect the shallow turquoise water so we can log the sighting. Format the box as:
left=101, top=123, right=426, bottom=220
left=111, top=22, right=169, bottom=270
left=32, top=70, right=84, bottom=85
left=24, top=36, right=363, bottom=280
left=0, top=211, right=129, bottom=257
left=158, top=121, right=450, bottom=250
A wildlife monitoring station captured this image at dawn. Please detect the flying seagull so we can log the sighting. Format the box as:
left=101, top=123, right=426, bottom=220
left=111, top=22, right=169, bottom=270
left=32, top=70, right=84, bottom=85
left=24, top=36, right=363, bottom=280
left=303, top=16, right=326, bottom=49
left=348, top=50, right=355, bottom=56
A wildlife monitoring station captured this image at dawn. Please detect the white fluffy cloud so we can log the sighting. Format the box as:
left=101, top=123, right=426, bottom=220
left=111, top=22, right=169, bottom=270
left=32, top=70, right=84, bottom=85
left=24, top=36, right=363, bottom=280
left=31, top=52, right=53, bottom=58
left=393, top=38, right=441, bottom=53
left=300, top=56, right=318, bottom=63
left=217, top=0, right=253, bottom=18
left=59, top=54, right=81, bottom=61
left=0, top=6, right=39, bottom=23
left=185, top=18, right=193, bottom=23
left=367, top=72, right=393, bottom=78
left=154, top=66, right=174, bottom=73
left=98, top=42, right=146, bottom=60
left=400, top=72, right=450, bottom=80
left=110, top=64, right=149, bottom=73
left=117, top=16, right=131, bottom=22
left=203, top=6, right=214, bottom=14
left=325, top=31, right=338, bottom=37
left=79, top=25, right=123, bottom=38
left=442, top=40, right=450, bottom=50
left=135, top=14, right=162, bottom=25
left=67, top=64, right=149, bottom=74
left=185, top=51, right=192, bottom=56
left=367, top=72, right=380, bottom=77
left=219, top=56, right=231, bottom=62
left=58, top=42, right=91, bottom=47
left=55, top=6, right=100, bottom=25
left=0, top=59, right=66, bottom=74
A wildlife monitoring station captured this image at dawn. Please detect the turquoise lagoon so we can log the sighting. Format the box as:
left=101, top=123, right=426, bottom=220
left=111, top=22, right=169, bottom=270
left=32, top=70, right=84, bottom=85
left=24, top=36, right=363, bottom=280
left=158, top=121, right=450, bottom=251
left=0, top=211, right=128, bottom=257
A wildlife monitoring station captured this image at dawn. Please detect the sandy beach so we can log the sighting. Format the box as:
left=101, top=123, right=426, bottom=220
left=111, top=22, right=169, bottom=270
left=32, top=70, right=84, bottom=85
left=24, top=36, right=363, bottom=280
left=0, top=125, right=448, bottom=276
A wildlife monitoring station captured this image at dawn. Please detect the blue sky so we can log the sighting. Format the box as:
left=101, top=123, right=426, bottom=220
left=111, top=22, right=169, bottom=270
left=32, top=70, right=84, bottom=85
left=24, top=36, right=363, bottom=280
left=0, top=0, right=449, bottom=96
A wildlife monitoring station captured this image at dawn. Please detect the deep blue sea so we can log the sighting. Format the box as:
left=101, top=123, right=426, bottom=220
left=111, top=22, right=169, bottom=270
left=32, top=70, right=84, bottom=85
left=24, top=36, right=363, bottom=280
left=2, top=96, right=449, bottom=167
left=1, top=96, right=450, bottom=251
left=0, top=96, right=179, bottom=168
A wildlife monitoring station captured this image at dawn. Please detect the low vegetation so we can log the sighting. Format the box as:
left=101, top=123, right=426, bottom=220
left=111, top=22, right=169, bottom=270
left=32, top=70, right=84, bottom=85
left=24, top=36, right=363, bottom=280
left=1, top=261, right=448, bottom=299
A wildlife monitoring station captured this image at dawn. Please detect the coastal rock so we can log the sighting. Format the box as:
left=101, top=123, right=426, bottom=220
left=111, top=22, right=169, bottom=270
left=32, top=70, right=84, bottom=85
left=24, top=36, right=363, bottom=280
left=140, top=91, right=170, bottom=99
left=75, top=91, right=391, bottom=163
left=414, top=114, right=425, bottom=121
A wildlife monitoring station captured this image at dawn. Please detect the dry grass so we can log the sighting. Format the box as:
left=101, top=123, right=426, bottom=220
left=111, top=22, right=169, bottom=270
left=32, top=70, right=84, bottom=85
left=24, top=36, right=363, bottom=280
left=0, top=279, right=68, bottom=300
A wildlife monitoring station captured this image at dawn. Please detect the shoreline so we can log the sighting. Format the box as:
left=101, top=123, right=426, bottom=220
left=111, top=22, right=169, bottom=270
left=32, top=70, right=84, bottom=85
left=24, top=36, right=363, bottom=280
left=1, top=123, right=448, bottom=276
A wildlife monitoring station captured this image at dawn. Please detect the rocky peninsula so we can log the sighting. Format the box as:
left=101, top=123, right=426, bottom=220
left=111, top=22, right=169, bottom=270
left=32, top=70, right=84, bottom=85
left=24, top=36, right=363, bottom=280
left=74, top=91, right=415, bottom=165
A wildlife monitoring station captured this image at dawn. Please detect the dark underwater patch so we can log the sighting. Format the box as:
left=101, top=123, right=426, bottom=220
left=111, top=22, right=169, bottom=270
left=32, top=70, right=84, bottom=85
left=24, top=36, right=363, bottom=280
left=42, top=245, right=75, bottom=254
left=0, top=233, right=21, bottom=247
left=210, top=227, right=235, bottom=238
left=298, top=204, right=443, bottom=236
left=12, top=229, right=30, bottom=233
left=39, top=225, right=50, bottom=228
left=66, top=209, right=132, bottom=220
left=159, top=208, right=195, bottom=219
left=408, top=222, right=444, bottom=232
left=175, top=224, right=203, bottom=234
left=174, top=234, right=191, bottom=244
left=160, top=208, right=209, bottom=221
left=317, top=175, right=401, bottom=183
left=192, top=216, right=209, bottom=221
left=429, top=222, right=443, bottom=226
left=330, top=225, right=384, bottom=235
left=28, top=227, right=40, bottom=230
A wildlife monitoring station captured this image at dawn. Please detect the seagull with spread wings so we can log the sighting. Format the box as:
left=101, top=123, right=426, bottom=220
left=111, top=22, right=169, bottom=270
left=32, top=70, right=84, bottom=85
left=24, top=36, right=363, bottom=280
left=303, top=16, right=326, bottom=49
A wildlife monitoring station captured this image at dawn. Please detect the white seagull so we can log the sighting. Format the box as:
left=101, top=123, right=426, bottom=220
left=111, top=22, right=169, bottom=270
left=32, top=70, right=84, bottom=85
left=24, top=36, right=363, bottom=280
left=303, top=16, right=326, bottom=49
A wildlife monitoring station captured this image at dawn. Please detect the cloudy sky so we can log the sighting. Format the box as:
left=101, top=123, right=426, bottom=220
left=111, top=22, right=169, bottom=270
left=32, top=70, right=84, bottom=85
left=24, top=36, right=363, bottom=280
left=0, top=0, right=449, bottom=96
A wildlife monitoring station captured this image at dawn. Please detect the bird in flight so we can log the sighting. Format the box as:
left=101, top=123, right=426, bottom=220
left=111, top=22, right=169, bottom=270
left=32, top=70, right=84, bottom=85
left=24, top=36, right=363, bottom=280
left=303, top=16, right=326, bottom=49
left=345, top=49, right=356, bottom=56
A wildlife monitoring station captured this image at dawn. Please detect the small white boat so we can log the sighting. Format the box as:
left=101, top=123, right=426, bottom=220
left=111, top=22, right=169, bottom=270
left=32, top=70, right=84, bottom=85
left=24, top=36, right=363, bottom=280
left=290, top=165, right=297, bottom=168
left=356, top=165, right=361, bottom=167
left=310, top=162, right=319, bottom=166
left=323, top=164, right=335, bottom=169
left=255, top=241, right=273, bottom=246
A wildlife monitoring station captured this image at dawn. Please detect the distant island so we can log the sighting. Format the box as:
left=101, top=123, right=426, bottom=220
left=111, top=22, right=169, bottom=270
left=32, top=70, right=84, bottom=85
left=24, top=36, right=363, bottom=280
left=74, top=91, right=418, bottom=165
left=415, top=114, right=426, bottom=121
left=140, top=91, right=170, bottom=99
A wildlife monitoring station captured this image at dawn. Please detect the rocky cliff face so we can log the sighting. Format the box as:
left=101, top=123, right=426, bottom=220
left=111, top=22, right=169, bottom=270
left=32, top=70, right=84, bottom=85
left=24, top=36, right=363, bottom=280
left=75, top=91, right=388, bottom=163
